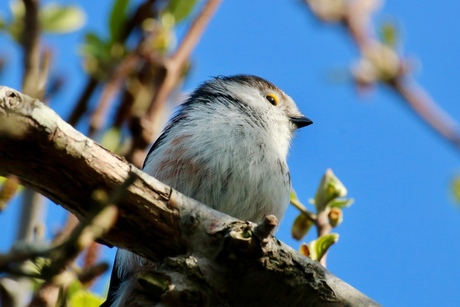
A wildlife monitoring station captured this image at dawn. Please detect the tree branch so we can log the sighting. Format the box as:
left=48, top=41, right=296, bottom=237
left=0, top=86, right=379, bottom=306
left=305, top=0, right=460, bottom=151
left=126, top=0, right=222, bottom=166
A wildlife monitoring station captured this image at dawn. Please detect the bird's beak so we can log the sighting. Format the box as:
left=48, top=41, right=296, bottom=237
left=290, top=116, right=313, bottom=129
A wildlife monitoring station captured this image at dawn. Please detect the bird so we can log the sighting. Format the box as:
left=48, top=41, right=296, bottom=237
left=102, top=74, right=312, bottom=306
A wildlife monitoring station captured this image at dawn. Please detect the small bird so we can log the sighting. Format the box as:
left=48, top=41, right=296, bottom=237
left=102, top=75, right=312, bottom=306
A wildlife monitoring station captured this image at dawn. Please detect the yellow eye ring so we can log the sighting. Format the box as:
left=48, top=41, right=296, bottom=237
left=266, top=93, right=279, bottom=106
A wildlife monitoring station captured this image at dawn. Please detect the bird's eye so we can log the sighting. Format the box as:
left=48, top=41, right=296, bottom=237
left=266, top=94, right=279, bottom=106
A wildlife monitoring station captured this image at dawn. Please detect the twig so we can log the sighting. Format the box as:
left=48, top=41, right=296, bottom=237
left=306, top=0, right=460, bottom=152
left=146, top=0, right=222, bottom=121
left=315, top=210, right=332, bottom=267
left=88, top=52, right=139, bottom=138
left=78, top=262, right=109, bottom=285
left=121, top=0, right=157, bottom=41
left=22, top=0, right=40, bottom=97
left=126, top=0, right=222, bottom=166
left=0, top=171, right=135, bottom=306
left=389, top=79, right=460, bottom=148
left=67, top=77, right=99, bottom=126
left=290, top=198, right=317, bottom=222
left=67, top=0, right=157, bottom=128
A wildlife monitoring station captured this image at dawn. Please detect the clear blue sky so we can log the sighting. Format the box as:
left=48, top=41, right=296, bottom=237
left=1, top=1, right=460, bottom=306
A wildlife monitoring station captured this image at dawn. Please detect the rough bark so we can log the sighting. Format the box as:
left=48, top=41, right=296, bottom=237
left=0, top=86, right=380, bottom=306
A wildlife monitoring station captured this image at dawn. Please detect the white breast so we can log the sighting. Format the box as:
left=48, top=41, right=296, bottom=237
left=143, top=100, right=292, bottom=224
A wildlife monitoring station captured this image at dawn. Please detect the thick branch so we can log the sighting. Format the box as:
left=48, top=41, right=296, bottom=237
left=0, top=87, right=379, bottom=306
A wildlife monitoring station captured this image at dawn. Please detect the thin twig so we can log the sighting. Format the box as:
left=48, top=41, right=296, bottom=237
left=307, top=0, right=460, bottom=153
left=126, top=0, right=222, bottom=166
left=67, top=77, right=99, bottom=126
left=315, top=210, right=332, bottom=267
left=88, top=52, right=139, bottom=138
left=146, top=0, right=222, bottom=121
left=121, top=0, right=157, bottom=41
left=290, top=199, right=317, bottom=222
left=389, top=79, right=460, bottom=148
left=68, top=0, right=157, bottom=128
left=22, top=0, right=40, bottom=97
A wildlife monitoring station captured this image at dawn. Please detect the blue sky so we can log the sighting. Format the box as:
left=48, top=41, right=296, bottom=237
left=1, top=1, right=460, bottom=306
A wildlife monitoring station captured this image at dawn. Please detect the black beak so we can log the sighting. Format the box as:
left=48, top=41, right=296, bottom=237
left=290, top=116, right=313, bottom=129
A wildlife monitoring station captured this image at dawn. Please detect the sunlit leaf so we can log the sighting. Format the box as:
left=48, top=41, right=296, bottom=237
left=40, top=4, right=86, bottom=33
left=328, top=198, right=354, bottom=209
left=0, top=176, right=20, bottom=211
left=314, top=233, right=339, bottom=261
left=85, top=32, right=104, bottom=47
left=81, top=32, right=110, bottom=59
left=100, top=128, right=121, bottom=154
left=163, top=0, right=198, bottom=24
left=142, top=14, right=176, bottom=53
left=292, top=213, right=314, bottom=240
left=380, top=21, right=398, bottom=48
left=68, top=289, right=104, bottom=307
left=314, top=169, right=347, bottom=211
left=80, top=32, right=116, bottom=78
left=109, top=0, right=130, bottom=42
left=7, top=1, right=25, bottom=41
left=10, top=1, right=25, bottom=19
left=305, top=233, right=339, bottom=261
left=451, top=176, right=460, bottom=204
left=67, top=280, right=85, bottom=300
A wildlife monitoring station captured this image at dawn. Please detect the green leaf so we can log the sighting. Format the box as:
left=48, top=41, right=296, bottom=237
left=85, top=32, right=104, bottom=46
left=109, top=0, right=130, bottom=42
left=39, top=4, right=86, bottom=33
left=100, top=128, right=121, bottom=152
left=451, top=176, right=460, bottom=204
left=81, top=32, right=110, bottom=60
left=7, top=1, right=25, bottom=41
left=163, top=0, right=198, bottom=24
left=68, top=289, right=104, bottom=307
left=380, top=21, right=398, bottom=48
left=306, top=233, right=339, bottom=261
left=328, top=198, right=354, bottom=209
left=314, top=169, right=347, bottom=211
left=10, top=1, right=25, bottom=19
left=292, top=213, right=314, bottom=240
left=0, top=176, right=20, bottom=211
left=67, top=280, right=85, bottom=300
